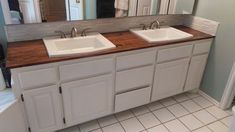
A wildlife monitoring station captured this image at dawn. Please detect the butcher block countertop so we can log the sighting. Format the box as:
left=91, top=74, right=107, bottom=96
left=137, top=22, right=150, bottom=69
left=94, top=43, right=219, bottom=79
left=6, top=26, right=214, bottom=69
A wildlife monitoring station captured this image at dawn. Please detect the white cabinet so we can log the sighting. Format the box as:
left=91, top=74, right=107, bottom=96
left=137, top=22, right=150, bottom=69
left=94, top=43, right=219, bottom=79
left=18, top=67, right=58, bottom=90
left=116, top=66, right=154, bottom=93
left=59, top=58, right=113, bottom=82
left=152, top=58, right=190, bottom=101
left=10, top=39, right=213, bottom=132
left=23, top=85, right=63, bottom=132
left=193, top=39, right=212, bottom=55
left=61, top=74, right=113, bottom=126
left=185, top=54, right=208, bottom=91
left=157, top=44, right=193, bottom=63
left=116, top=49, right=156, bottom=71
left=115, top=87, right=151, bottom=112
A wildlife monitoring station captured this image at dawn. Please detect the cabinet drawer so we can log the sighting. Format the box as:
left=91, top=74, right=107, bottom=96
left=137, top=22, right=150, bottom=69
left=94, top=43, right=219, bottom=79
left=116, top=65, right=154, bottom=93
left=60, top=58, right=113, bottom=82
left=18, top=68, right=58, bottom=90
left=116, top=51, right=156, bottom=70
left=193, top=39, right=212, bottom=55
left=157, top=44, right=193, bottom=63
left=115, top=87, right=151, bottom=113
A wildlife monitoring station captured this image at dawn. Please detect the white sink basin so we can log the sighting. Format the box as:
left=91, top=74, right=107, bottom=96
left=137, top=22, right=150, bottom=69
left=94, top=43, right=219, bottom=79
left=130, top=27, right=193, bottom=43
left=43, top=33, right=116, bottom=57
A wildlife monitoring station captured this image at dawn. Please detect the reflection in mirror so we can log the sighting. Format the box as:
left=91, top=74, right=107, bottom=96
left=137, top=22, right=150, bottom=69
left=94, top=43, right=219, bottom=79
left=168, top=0, right=195, bottom=14
left=3, top=0, right=162, bottom=24
left=1, top=0, right=195, bottom=25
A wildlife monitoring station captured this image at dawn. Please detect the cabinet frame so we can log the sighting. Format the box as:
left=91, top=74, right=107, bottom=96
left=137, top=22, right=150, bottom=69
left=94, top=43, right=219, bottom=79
left=10, top=39, right=213, bottom=132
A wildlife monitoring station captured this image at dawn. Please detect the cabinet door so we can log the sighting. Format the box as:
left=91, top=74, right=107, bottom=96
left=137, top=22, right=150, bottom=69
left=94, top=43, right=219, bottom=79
left=152, top=59, right=190, bottom=101
left=185, top=54, right=208, bottom=91
left=23, top=85, right=63, bottom=132
left=62, top=74, right=113, bottom=126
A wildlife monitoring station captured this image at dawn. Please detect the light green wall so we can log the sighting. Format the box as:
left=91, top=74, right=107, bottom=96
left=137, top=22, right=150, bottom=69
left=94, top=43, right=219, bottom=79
left=195, top=0, right=235, bottom=101
left=85, top=0, right=97, bottom=19
left=175, top=0, right=195, bottom=14
left=0, top=3, right=7, bottom=54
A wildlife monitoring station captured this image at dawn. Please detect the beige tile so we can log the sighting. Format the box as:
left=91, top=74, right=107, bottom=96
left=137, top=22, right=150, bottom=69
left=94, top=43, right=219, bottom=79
left=79, top=120, right=100, bottom=132
left=147, top=101, right=164, bottom=111
left=147, top=125, right=169, bottom=132
left=193, top=110, right=217, bottom=125
left=167, top=104, right=189, bottom=117
left=207, top=121, right=229, bottom=132
left=131, top=106, right=150, bottom=116
left=115, top=110, right=134, bottom=121
left=221, top=116, right=233, bottom=127
left=179, top=114, right=203, bottom=131
left=174, top=93, right=190, bottom=102
left=153, top=108, right=175, bottom=123
left=160, top=97, right=177, bottom=106
left=181, top=100, right=202, bottom=113
left=164, top=119, right=190, bottom=132
left=120, top=118, right=145, bottom=132
left=98, top=115, right=118, bottom=127
left=137, top=113, right=161, bottom=129
left=192, top=96, right=213, bottom=108
left=206, top=106, right=229, bottom=119
left=192, top=127, right=212, bottom=132
left=102, top=123, right=125, bottom=132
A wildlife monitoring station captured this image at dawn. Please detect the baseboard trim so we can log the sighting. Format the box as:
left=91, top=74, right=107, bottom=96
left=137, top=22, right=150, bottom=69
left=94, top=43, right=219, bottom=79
left=198, top=90, right=220, bottom=107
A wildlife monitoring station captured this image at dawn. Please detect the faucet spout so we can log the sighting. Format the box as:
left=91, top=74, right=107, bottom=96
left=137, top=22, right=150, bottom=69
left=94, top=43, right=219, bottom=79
left=71, top=27, right=78, bottom=38
left=149, top=20, right=160, bottom=29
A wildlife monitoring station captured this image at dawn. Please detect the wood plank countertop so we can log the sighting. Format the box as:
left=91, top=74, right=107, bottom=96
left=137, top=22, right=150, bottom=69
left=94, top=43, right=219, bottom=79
left=6, top=26, right=214, bottom=69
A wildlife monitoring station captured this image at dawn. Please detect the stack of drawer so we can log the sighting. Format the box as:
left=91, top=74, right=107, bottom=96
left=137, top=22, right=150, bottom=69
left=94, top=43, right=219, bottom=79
left=114, top=50, right=156, bottom=112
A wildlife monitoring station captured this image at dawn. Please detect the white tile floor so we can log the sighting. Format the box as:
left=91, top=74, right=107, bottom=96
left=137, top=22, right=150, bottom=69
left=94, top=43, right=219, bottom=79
left=58, top=92, right=233, bottom=132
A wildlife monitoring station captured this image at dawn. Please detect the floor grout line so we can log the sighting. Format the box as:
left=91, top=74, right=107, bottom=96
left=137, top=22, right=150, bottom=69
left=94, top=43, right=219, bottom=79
left=60, top=92, right=231, bottom=132
left=164, top=97, right=192, bottom=131
left=113, top=113, right=127, bottom=132
left=145, top=105, right=170, bottom=132
left=130, top=109, right=148, bottom=131
left=96, top=119, right=104, bottom=132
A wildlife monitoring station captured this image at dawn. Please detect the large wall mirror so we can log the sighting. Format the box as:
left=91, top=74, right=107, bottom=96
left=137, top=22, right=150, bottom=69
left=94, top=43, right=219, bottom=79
left=1, top=0, right=195, bottom=25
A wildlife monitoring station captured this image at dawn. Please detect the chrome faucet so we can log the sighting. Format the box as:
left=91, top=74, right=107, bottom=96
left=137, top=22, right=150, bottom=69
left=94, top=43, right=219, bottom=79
left=71, top=27, right=78, bottom=38
left=81, top=28, right=91, bottom=37
left=149, top=20, right=160, bottom=29
left=55, top=31, right=66, bottom=38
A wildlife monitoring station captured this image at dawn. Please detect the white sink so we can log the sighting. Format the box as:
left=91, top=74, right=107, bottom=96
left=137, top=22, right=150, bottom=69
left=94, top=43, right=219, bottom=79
left=130, top=27, right=193, bottom=43
left=43, top=33, right=116, bottom=57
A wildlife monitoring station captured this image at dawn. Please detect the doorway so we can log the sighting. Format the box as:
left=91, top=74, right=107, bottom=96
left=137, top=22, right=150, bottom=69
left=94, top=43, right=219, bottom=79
left=65, top=0, right=84, bottom=21
left=42, top=0, right=66, bottom=22
left=220, top=62, right=235, bottom=109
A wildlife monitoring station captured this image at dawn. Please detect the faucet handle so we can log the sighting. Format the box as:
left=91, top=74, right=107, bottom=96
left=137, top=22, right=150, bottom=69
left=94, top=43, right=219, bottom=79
left=55, top=30, right=66, bottom=38
left=81, top=28, right=91, bottom=37
left=139, top=24, right=148, bottom=30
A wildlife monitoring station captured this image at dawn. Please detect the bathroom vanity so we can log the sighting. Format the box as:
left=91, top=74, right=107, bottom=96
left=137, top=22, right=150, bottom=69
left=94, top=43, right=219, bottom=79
left=6, top=26, right=214, bottom=132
